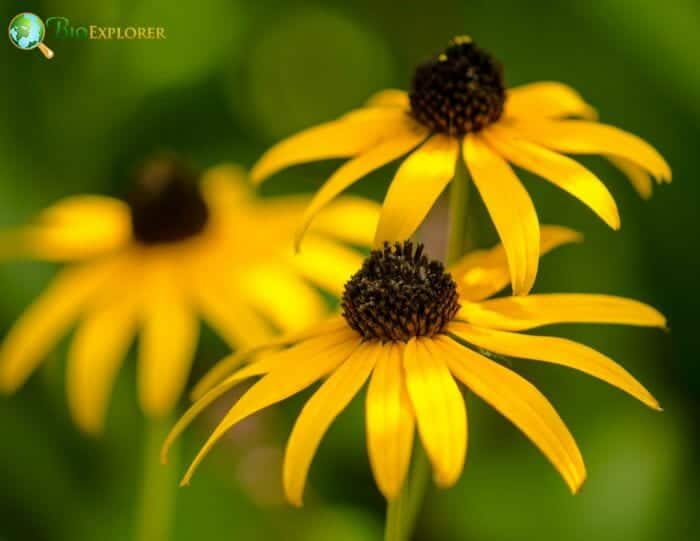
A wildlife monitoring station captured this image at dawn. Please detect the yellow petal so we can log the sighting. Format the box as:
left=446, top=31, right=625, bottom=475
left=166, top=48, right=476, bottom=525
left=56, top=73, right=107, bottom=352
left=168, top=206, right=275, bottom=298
left=36, top=196, right=128, bottom=224
left=240, top=265, right=326, bottom=334
left=451, top=225, right=581, bottom=302
left=290, top=235, right=364, bottom=297
left=459, top=294, right=667, bottom=331
left=296, top=126, right=427, bottom=249
left=191, top=316, right=349, bottom=400
left=284, top=341, right=380, bottom=506
left=484, top=127, right=620, bottom=229
left=181, top=331, right=361, bottom=485
left=25, top=196, right=131, bottom=261
left=67, top=290, right=138, bottom=434
left=162, top=355, right=279, bottom=464
left=366, top=89, right=410, bottom=109
left=448, top=322, right=660, bottom=410
left=251, top=108, right=413, bottom=184
left=505, top=82, right=597, bottom=120
left=438, top=335, right=586, bottom=493
left=200, top=164, right=251, bottom=212
left=309, top=196, right=381, bottom=246
left=374, top=135, right=459, bottom=247
left=189, top=349, right=269, bottom=403
left=511, top=119, right=671, bottom=182
left=366, top=342, right=415, bottom=500
left=607, top=155, right=654, bottom=199
left=138, top=272, right=199, bottom=417
left=464, top=135, right=540, bottom=295
left=191, top=272, right=273, bottom=349
left=0, top=260, right=118, bottom=392
left=403, top=338, right=467, bottom=487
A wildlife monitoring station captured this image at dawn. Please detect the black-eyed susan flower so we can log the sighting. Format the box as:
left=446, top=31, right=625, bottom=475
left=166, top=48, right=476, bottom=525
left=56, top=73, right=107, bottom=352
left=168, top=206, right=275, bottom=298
left=163, top=226, right=665, bottom=503
left=0, top=156, right=379, bottom=434
left=251, top=36, right=671, bottom=295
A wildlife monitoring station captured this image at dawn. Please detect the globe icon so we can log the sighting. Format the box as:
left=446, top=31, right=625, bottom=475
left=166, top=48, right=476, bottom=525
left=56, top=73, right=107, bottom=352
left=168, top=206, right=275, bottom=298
left=8, top=12, right=53, bottom=58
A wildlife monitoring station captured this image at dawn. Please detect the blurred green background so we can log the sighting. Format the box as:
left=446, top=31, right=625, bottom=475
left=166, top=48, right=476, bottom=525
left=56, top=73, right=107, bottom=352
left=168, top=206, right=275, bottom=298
left=1, top=0, right=698, bottom=540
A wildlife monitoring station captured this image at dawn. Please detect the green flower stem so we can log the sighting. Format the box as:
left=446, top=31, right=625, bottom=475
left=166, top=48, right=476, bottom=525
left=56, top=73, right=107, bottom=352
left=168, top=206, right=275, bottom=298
left=384, top=447, right=431, bottom=541
left=384, top=158, right=471, bottom=541
left=138, top=416, right=178, bottom=541
left=384, top=486, right=406, bottom=541
left=446, top=158, right=471, bottom=265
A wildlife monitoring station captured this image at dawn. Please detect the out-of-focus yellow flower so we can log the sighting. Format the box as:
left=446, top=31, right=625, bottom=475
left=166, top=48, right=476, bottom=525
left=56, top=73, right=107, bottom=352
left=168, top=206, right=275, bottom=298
left=251, top=35, right=671, bottom=295
left=0, top=156, right=379, bottom=434
left=164, top=226, right=665, bottom=504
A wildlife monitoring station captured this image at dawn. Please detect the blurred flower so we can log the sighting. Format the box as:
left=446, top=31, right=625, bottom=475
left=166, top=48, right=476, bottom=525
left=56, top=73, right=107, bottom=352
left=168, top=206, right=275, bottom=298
left=0, top=156, right=379, bottom=433
left=164, top=226, right=665, bottom=503
left=251, top=35, right=671, bottom=295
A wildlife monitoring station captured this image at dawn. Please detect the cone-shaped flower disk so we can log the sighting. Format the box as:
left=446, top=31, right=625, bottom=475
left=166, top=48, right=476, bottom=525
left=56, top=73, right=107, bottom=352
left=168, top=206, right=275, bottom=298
left=165, top=226, right=666, bottom=504
left=252, top=36, right=670, bottom=295
left=0, top=157, right=379, bottom=433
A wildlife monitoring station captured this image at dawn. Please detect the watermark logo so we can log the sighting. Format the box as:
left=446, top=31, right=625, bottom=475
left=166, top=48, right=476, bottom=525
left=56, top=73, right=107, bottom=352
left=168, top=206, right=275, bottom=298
left=8, top=14, right=166, bottom=59
left=8, top=12, right=55, bottom=59
left=46, top=17, right=167, bottom=41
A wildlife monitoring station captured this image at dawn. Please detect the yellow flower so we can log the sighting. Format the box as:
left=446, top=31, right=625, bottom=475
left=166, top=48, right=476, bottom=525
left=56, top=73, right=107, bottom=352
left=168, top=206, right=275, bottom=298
left=0, top=156, right=379, bottom=433
left=164, top=226, right=665, bottom=504
left=251, top=35, right=670, bottom=295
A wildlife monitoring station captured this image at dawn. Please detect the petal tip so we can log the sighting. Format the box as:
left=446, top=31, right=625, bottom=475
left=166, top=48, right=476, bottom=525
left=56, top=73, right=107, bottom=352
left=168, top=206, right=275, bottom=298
left=512, top=280, right=534, bottom=297
left=569, top=231, right=585, bottom=244
left=642, top=306, right=667, bottom=329
left=570, top=478, right=585, bottom=495
left=433, top=469, right=460, bottom=489
left=180, top=465, right=199, bottom=487
left=382, top=484, right=402, bottom=502
left=249, top=163, right=269, bottom=186
left=160, top=441, right=172, bottom=464
left=583, top=105, right=599, bottom=121
left=569, top=468, right=587, bottom=495
left=76, top=420, right=103, bottom=438
left=646, top=394, right=663, bottom=412
left=606, top=206, right=622, bottom=231
left=292, top=230, right=305, bottom=254
left=286, top=492, right=304, bottom=508
left=662, top=163, right=672, bottom=183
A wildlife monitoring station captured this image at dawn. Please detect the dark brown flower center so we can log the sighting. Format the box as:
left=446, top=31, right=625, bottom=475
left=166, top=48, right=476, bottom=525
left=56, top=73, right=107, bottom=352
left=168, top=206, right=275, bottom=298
left=410, top=36, right=506, bottom=136
left=342, top=241, right=460, bottom=342
left=127, top=156, right=209, bottom=245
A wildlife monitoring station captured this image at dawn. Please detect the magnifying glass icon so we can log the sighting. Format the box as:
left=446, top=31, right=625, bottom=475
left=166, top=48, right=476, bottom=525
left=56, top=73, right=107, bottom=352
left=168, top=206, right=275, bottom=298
left=8, top=12, right=55, bottom=59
